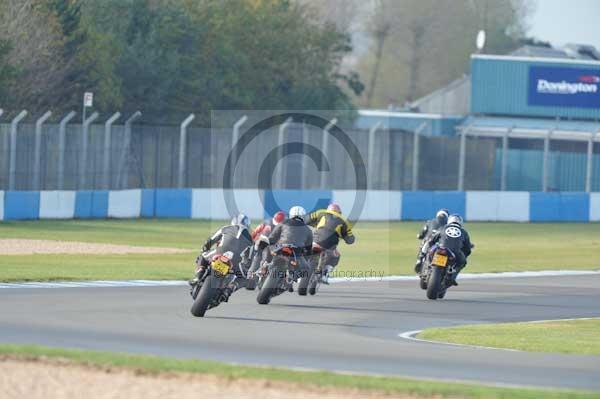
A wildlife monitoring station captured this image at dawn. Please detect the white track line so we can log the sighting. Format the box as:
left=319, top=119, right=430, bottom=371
left=329, top=269, right=600, bottom=283
left=397, top=317, right=600, bottom=352
left=1, top=269, right=599, bottom=289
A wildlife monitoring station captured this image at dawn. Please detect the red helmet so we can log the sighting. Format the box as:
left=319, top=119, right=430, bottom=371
left=272, top=211, right=286, bottom=225
left=327, top=203, right=341, bottom=213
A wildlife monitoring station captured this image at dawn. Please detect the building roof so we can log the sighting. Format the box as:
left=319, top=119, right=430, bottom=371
left=461, top=116, right=600, bottom=142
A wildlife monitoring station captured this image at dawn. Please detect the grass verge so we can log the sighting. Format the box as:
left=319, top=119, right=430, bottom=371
left=418, top=318, right=600, bottom=355
left=1, top=220, right=599, bottom=282
left=0, top=344, right=598, bottom=399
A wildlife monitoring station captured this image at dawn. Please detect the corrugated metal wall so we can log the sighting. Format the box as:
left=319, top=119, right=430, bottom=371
left=471, top=55, right=600, bottom=119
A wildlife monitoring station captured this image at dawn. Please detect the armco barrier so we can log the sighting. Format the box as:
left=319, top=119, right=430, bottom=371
left=591, top=193, right=600, bottom=222
left=466, top=191, right=529, bottom=222
left=0, top=189, right=597, bottom=222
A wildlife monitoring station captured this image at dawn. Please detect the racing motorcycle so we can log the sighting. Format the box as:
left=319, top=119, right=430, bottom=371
left=298, top=243, right=333, bottom=296
left=190, top=251, right=237, bottom=317
left=419, top=244, right=457, bottom=300
left=256, top=244, right=304, bottom=304
left=245, top=233, right=270, bottom=291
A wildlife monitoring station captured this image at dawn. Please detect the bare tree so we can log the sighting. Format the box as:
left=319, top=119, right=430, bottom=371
left=0, top=0, right=70, bottom=111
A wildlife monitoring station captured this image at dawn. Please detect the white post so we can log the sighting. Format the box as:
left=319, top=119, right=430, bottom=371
left=368, top=122, right=382, bottom=190
left=586, top=130, right=598, bottom=193
left=178, top=114, right=195, bottom=188
left=8, top=110, right=28, bottom=191
left=103, top=112, right=121, bottom=189
left=57, top=111, right=76, bottom=190
left=302, top=122, right=310, bottom=189
left=412, top=123, right=427, bottom=191
left=79, top=111, right=99, bottom=190
left=33, top=111, right=52, bottom=190
left=277, top=118, right=292, bottom=189
left=500, top=127, right=512, bottom=191
left=457, top=126, right=468, bottom=191
left=542, top=128, right=553, bottom=192
left=320, top=118, right=337, bottom=189
left=117, top=111, right=142, bottom=189
left=231, top=115, right=248, bottom=187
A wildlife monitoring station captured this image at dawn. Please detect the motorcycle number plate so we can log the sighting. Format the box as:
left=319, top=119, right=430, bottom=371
left=212, top=259, right=231, bottom=276
left=432, top=254, right=448, bottom=267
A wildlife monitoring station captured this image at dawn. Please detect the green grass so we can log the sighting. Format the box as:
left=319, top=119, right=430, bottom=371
left=418, top=318, right=600, bottom=355
left=0, top=220, right=599, bottom=282
left=0, top=344, right=597, bottom=399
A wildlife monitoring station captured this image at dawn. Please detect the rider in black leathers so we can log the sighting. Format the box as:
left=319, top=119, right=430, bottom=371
left=415, top=208, right=449, bottom=273
left=428, top=214, right=473, bottom=285
left=189, top=214, right=253, bottom=298
left=267, top=206, right=313, bottom=287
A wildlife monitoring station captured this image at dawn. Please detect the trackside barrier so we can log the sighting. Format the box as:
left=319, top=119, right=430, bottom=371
left=0, top=189, right=598, bottom=222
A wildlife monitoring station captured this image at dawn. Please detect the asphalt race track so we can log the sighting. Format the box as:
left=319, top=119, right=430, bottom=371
left=1, top=275, right=599, bottom=390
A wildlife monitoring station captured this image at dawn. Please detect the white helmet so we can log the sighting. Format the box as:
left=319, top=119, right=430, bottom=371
left=289, top=206, right=307, bottom=220
left=231, top=213, right=250, bottom=228
left=447, top=214, right=463, bottom=227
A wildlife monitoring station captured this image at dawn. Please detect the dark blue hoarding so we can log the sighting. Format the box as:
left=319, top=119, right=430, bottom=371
left=528, top=66, right=600, bottom=108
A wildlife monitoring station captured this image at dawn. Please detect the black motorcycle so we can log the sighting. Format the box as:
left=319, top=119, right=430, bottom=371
left=245, top=234, right=270, bottom=291
left=419, top=244, right=457, bottom=300
left=190, top=251, right=237, bottom=317
left=256, top=244, right=305, bottom=304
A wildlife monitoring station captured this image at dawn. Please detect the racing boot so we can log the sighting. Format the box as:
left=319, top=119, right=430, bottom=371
left=321, top=265, right=334, bottom=285
left=414, top=254, right=424, bottom=274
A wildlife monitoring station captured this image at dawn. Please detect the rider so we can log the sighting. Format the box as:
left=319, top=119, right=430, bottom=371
left=414, top=208, right=449, bottom=274
left=248, top=211, right=286, bottom=277
left=428, top=214, right=472, bottom=286
left=267, top=206, right=313, bottom=286
left=306, top=203, right=355, bottom=284
left=189, top=213, right=254, bottom=299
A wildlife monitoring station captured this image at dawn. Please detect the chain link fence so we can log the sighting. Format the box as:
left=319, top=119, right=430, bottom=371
left=0, top=117, right=598, bottom=192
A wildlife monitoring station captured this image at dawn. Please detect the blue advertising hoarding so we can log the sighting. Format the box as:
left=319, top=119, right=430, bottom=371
left=528, top=66, right=600, bottom=108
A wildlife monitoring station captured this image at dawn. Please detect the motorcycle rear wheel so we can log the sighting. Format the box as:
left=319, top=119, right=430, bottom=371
left=190, top=275, right=221, bottom=317
left=257, top=272, right=281, bottom=304
left=426, top=266, right=444, bottom=300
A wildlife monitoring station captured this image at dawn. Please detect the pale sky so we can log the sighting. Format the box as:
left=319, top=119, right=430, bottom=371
left=529, top=0, right=600, bottom=50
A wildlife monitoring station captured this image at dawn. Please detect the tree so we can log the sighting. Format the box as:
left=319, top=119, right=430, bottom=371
left=355, top=0, right=534, bottom=108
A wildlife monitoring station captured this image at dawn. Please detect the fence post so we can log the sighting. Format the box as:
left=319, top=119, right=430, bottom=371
left=500, top=127, right=512, bottom=191
left=178, top=114, right=195, bottom=188
left=116, top=111, right=142, bottom=189
left=542, top=128, right=553, bottom=192
left=102, top=112, right=121, bottom=190
left=320, top=118, right=337, bottom=189
left=231, top=115, right=247, bottom=187
left=8, top=110, right=28, bottom=191
left=277, top=118, right=292, bottom=189
left=32, top=111, right=52, bottom=190
left=586, top=130, right=598, bottom=193
left=0, top=109, right=5, bottom=187
left=457, top=126, right=468, bottom=191
left=57, top=111, right=76, bottom=190
left=368, top=122, right=382, bottom=190
left=411, top=123, right=426, bottom=191
left=79, top=112, right=99, bottom=190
